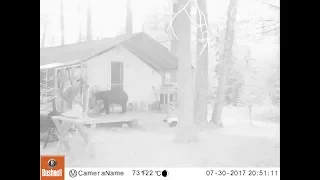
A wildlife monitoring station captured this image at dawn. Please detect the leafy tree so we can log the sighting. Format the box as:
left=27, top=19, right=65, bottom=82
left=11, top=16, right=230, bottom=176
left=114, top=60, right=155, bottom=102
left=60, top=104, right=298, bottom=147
left=237, top=49, right=270, bottom=124
left=266, top=61, right=280, bottom=106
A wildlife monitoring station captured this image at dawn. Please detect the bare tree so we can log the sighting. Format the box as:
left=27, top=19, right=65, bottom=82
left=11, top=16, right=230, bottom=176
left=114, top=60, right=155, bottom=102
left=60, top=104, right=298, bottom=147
left=78, top=2, right=83, bottom=42
left=60, top=0, right=65, bottom=45
left=126, top=0, right=133, bottom=35
left=41, top=14, right=49, bottom=48
left=86, top=0, right=92, bottom=41
left=255, top=0, right=279, bottom=10
left=236, top=1, right=279, bottom=42
left=171, top=0, right=198, bottom=143
left=194, top=0, right=208, bottom=125
left=210, top=0, right=238, bottom=127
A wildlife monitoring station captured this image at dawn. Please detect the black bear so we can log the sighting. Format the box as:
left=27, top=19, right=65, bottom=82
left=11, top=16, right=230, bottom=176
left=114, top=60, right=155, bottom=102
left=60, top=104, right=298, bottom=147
left=93, top=89, right=128, bottom=114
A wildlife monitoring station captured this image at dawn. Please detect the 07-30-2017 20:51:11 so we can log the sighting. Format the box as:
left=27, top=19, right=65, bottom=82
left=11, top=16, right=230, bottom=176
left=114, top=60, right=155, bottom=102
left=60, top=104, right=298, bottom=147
left=205, top=169, right=279, bottom=176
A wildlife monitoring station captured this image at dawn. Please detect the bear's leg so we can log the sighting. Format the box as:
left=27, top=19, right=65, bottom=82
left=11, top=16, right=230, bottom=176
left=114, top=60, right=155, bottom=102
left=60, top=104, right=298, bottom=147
left=96, top=101, right=104, bottom=114
left=120, top=102, right=127, bottom=114
left=104, top=100, right=110, bottom=114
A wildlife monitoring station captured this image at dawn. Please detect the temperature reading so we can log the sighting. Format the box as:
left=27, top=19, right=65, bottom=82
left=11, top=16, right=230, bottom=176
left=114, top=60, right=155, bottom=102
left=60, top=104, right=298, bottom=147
left=132, top=170, right=140, bottom=176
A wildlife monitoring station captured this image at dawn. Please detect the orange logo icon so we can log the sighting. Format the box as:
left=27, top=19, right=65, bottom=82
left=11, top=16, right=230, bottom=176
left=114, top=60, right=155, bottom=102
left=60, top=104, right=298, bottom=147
left=40, top=155, right=65, bottom=180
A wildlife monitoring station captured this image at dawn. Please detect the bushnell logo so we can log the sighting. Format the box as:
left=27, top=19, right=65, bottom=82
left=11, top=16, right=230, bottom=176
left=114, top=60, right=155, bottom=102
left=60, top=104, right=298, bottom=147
left=40, top=155, right=65, bottom=180
left=48, top=159, right=57, bottom=168
left=69, top=169, right=78, bottom=178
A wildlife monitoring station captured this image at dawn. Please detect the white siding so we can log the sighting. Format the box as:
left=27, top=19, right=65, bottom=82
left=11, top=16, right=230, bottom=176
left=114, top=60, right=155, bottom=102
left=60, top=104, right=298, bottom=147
left=85, top=48, right=162, bottom=104
left=86, top=56, right=108, bottom=90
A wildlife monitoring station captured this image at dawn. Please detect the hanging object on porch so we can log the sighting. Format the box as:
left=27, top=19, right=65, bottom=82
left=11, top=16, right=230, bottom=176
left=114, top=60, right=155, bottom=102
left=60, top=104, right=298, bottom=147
left=170, top=84, right=178, bottom=94
left=54, top=64, right=89, bottom=113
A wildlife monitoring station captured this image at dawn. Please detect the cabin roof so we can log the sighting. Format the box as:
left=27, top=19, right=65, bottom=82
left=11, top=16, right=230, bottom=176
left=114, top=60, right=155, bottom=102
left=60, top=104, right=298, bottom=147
left=40, top=63, right=64, bottom=70
left=40, top=32, right=178, bottom=72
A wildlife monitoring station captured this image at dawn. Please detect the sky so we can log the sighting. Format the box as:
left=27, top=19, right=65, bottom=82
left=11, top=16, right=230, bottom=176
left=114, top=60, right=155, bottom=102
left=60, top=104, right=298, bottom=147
left=40, top=0, right=279, bottom=59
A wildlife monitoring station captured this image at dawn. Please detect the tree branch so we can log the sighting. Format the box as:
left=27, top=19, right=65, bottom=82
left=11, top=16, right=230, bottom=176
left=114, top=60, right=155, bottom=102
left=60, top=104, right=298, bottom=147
left=255, top=21, right=279, bottom=29
left=237, top=19, right=277, bottom=25
left=239, top=26, right=279, bottom=39
left=255, top=0, right=280, bottom=10
left=166, top=0, right=192, bottom=40
left=166, top=0, right=212, bottom=55
left=261, top=27, right=279, bottom=34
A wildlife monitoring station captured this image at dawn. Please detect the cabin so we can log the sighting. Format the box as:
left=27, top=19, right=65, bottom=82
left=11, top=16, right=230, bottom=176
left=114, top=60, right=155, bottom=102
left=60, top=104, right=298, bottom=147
left=40, top=32, right=181, bottom=112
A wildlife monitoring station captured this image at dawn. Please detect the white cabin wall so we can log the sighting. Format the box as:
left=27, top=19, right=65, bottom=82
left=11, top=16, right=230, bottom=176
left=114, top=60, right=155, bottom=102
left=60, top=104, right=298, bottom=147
left=122, top=49, right=162, bottom=103
left=85, top=48, right=162, bottom=104
left=86, top=55, right=108, bottom=91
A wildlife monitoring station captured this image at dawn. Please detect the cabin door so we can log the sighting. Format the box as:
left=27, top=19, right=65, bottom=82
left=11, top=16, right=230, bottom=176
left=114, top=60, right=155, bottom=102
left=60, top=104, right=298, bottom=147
left=111, top=61, right=123, bottom=91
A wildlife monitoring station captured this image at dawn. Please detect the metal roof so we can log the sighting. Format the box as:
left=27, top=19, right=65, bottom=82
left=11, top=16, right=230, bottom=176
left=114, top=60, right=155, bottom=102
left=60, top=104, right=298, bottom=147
left=40, top=32, right=178, bottom=72
left=40, top=63, right=64, bottom=70
left=122, top=33, right=178, bottom=72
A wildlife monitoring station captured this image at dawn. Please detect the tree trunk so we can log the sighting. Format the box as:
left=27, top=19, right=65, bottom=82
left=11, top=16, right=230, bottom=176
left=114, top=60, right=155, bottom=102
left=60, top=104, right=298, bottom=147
left=173, top=0, right=198, bottom=143
left=210, top=0, right=238, bottom=127
left=170, top=1, right=178, bottom=52
left=78, top=3, right=82, bottom=42
left=86, top=0, right=92, bottom=41
left=194, top=0, right=208, bottom=125
left=41, top=16, right=48, bottom=48
left=60, top=0, right=65, bottom=45
left=126, top=0, right=133, bottom=35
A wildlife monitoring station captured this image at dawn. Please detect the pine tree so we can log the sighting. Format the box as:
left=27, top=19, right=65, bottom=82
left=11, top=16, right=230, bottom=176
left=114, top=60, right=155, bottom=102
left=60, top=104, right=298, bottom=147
left=237, top=49, right=268, bottom=124
left=210, top=0, right=238, bottom=127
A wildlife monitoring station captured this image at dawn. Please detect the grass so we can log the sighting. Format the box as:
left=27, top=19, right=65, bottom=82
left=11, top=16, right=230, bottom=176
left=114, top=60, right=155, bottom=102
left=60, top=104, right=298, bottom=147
left=40, top=109, right=280, bottom=167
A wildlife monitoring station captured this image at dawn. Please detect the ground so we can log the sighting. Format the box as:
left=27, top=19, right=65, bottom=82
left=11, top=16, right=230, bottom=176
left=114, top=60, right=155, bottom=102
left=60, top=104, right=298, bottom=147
left=40, top=107, right=280, bottom=167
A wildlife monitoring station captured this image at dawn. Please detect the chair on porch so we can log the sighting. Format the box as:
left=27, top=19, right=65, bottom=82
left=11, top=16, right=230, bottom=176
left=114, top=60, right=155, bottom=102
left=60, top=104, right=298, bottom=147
left=40, top=99, right=60, bottom=149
